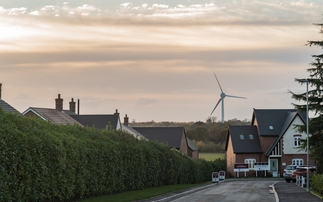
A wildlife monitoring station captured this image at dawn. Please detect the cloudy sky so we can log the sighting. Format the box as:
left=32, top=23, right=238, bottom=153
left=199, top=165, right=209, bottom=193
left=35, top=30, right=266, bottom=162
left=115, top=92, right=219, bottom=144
left=0, top=0, right=322, bottom=122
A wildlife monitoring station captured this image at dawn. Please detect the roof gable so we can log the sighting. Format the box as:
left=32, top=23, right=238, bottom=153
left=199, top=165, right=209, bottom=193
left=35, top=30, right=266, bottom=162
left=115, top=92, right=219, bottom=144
left=187, top=138, right=198, bottom=151
left=70, top=114, right=119, bottom=130
left=132, top=127, right=185, bottom=149
left=122, top=124, right=148, bottom=140
left=252, top=109, right=304, bottom=137
left=265, top=111, right=306, bottom=156
left=23, top=107, right=82, bottom=126
left=0, top=99, right=21, bottom=114
left=226, top=125, right=263, bottom=154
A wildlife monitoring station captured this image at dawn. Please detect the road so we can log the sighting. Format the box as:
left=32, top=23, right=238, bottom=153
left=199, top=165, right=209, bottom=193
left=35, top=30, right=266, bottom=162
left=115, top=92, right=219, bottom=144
left=170, top=180, right=276, bottom=202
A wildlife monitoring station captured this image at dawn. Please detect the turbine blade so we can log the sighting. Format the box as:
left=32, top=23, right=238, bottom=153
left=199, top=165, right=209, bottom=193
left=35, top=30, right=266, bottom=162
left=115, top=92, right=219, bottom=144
left=210, top=98, right=222, bottom=115
left=214, top=73, right=224, bottom=93
left=226, top=95, right=247, bottom=99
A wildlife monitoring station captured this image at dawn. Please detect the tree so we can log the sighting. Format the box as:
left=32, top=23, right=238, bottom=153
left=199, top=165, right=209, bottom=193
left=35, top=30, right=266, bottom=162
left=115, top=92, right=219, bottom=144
left=290, top=23, right=323, bottom=171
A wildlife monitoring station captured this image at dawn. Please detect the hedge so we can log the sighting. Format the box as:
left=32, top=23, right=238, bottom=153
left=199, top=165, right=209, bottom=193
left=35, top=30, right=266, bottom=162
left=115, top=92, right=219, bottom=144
left=311, top=174, right=323, bottom=196
left=0, top=109, right=225, bottom=201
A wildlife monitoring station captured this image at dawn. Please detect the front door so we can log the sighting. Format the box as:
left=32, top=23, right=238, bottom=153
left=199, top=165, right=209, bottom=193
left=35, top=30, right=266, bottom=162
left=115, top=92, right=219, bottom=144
left=270, top=159, right=278, bottom=173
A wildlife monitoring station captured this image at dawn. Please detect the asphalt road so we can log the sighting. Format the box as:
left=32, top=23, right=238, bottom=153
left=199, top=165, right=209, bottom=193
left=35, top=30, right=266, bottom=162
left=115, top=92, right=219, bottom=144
left=170, top=180, right=276, bottom=202
left=274, top=181, right=322, bottom=202
left=138, top=179, right=322, bottom=202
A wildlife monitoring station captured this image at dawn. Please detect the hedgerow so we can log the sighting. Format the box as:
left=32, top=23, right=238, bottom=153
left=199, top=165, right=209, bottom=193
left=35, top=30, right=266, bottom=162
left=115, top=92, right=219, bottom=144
left=0, top=108, right=225, bottom=201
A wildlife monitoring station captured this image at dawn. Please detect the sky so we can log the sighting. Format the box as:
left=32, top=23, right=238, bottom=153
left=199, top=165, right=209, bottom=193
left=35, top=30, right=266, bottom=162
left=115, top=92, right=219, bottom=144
left=0, top=0, right=322, bottom=122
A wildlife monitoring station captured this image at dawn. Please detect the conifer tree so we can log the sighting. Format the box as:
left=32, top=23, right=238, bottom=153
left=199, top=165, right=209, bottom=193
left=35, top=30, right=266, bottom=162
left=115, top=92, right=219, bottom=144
left=290, top=23, right=323, bottom=171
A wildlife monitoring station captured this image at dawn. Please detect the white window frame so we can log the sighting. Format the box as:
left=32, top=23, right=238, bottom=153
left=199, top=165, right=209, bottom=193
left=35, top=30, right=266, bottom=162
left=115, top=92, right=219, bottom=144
left=292, top=159, right=303, bottom=166
left=294, top=135, right=301, bottom=147
left=245, top=159, right=256, bottom=169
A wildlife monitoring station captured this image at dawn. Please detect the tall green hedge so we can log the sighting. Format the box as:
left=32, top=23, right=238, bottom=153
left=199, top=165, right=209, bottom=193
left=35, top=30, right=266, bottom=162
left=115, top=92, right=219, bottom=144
left=311, top=174, right=323, bottom=196
left=0, top=109, right=225, bottom=201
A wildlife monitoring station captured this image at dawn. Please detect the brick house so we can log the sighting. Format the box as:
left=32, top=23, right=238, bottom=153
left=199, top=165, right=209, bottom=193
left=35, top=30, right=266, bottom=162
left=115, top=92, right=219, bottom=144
left=225, top=109, right=315, bottom=177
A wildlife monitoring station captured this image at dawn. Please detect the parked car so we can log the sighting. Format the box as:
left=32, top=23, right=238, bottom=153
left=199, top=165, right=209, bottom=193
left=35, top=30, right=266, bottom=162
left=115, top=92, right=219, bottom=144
left=291, top=166, right=316, bottom=182
left=283, top=165, right=297, bottom=182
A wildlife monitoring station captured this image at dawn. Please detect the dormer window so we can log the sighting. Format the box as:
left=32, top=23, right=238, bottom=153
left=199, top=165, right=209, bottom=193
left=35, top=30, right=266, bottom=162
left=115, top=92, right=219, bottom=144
left=240, top=134, right=244, bottom=140
left=269, top=126, right=274, bottom=130
left=249, top=134, right=254, bottom=140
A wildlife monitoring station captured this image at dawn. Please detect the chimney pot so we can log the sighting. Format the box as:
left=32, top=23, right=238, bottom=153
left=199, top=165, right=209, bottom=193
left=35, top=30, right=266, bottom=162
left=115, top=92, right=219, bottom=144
left=55, top=94, right=63, bottom=111
left=0, top=83, right=2, bottom=99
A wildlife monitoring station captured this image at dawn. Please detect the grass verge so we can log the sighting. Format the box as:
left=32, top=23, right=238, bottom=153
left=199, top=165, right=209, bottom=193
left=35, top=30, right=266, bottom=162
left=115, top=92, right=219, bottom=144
left=80, top=182, right=208, bottom=202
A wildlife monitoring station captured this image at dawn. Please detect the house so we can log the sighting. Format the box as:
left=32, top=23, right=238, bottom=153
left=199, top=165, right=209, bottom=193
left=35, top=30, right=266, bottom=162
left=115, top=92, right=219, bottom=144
left=121, top=115, right=199, bottom=159
left=69, top=109, right=122, bottom=130
left=225, top=108, right=315, bottom=177
left=23, top=94, right=82, bottom=126
left=23, top=94, right=122, bottom=130
left=122, top=115, right=148, bottom=140
left=132, top=127, right=189, bottom=156
left=0, top=83, right=21, bottom=114
left=187, top=138, right=199, bottom=159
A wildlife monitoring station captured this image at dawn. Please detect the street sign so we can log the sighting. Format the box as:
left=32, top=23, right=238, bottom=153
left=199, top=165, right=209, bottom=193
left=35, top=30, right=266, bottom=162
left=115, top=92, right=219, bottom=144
left=254, top=162, right=269, bottom=171
left=234, top=163, right=249, bottom=172
left=219, top=170, right=225, bottom=180
left=212, top=172, right=219, bottom=183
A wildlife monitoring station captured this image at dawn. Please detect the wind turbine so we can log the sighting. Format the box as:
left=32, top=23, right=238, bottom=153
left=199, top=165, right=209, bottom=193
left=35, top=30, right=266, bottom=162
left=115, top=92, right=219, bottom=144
left=210, top=73, right=246, bottom=123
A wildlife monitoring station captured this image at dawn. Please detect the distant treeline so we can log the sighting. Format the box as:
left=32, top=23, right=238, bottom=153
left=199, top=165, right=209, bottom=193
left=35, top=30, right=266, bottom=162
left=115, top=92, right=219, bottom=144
left=130, top=117, right=251, bottom=153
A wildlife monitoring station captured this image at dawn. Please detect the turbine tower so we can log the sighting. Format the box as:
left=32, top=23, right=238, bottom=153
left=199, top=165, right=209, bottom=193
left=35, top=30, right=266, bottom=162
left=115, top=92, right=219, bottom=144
left=210, top=73, right=246, bottom=123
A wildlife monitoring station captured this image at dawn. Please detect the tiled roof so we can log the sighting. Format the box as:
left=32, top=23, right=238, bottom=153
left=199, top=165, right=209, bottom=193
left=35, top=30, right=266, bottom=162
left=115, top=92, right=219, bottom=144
left=23, top=107, right=82, bottom=126
left=252, top=109, right=304, bottom=137
left=187, top=138, right=199, bottom=151
left=63, top=110, right=77, bottom=116
left=132, top=127, right=186, bottom=149
left=122, top=124, right=148, bottom=140
left=70, top=114, right=119, bottom=130
left=0, top=99, right=21, bottom=114
left=265, top=111, right=305, bottom=157
left=226, top=125, right=263, bottom=154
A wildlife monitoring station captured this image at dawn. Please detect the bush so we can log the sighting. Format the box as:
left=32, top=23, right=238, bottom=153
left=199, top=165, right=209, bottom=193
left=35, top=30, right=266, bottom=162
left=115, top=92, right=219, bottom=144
left=0, top=109, right=223, bottom=201
left=311, top=174, right=323, bottom=196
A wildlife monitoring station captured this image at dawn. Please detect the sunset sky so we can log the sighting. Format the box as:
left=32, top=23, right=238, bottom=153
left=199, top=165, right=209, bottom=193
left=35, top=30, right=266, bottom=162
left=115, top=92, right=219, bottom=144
left=0, top=0, right=322, bottom=122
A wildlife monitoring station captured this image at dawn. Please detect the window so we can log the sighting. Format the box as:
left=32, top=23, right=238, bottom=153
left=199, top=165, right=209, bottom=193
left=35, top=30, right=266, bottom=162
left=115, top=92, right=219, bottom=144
left=292, top=159, right=303, bottom=166
left=294, top=135, right=301, bottom=147
left=249, top=134, right=254, bottom=140
left=269, top=126, right=274, bottom=130
left=245, top=159, right=256, bottom=169
left=240, top=134, right=244, bottom=140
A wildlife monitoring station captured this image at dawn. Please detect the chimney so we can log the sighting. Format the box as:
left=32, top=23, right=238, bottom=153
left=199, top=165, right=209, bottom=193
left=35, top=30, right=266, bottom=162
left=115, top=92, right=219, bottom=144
left=124, top=114, right=129, bottom=125
left=114, top=109, right=119, bottom=116
left=77, top=99, right=80, bottom=115
left=69, top=98, right=76, bottom=113
left=55, top=94, right=63, bottom=111
left=0, top=83, right=2, bottom=99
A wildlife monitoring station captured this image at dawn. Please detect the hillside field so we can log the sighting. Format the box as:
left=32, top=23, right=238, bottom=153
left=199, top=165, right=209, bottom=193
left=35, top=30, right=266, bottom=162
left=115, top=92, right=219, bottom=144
left=199, top=153, right=225, bottom=161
